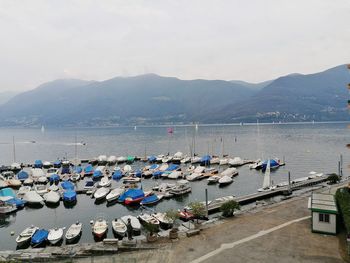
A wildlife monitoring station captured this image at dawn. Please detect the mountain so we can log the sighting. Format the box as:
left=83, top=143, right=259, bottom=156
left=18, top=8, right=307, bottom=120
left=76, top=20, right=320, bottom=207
left=207, top=65, right=350, bottom=123
left=0, top=74, right=256, bottom=126
left=0, top=91, right=19, bottom=105
left=0, top=65, right=348, bottom=127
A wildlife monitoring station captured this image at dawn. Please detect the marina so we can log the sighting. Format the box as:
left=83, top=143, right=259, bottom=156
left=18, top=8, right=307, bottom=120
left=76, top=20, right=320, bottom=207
left=0, top=123, right=348, bottom=251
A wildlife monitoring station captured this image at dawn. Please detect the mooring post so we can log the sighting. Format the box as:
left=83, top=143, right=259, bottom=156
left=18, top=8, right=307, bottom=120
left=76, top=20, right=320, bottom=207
left=205, top=188, right=208, bottom=217
left=340, top=154, right=343, bottom=177
left=288, top=171, right=291, bottom=193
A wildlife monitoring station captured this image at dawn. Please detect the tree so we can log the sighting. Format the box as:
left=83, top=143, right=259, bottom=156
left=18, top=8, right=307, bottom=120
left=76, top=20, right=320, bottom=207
left=220, top=200, right=240, bottom=217
left=143, top=222, right=159, bottom=242
left=327, top=173, right=340, bottom=184
left=165, top=209, right=180, bottom=239
left=188, top=201, right=206, bottom=223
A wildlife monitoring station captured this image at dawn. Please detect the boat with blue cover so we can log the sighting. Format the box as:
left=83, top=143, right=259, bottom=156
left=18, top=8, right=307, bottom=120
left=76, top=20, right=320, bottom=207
left=200, top=155, right=211, bottom=166
left=31, top=229, right=49, bottom=247
left=63, top=190, right=77, bottom=203
left=17, top=170, right=29, bottom=182
left=5, top=198, right=26, bottom=208
left=112, top=170, right=123, bottom=180
left=61, top=180, right=74, bottom=190
left=53, top=160, right=62, bottom=168
left=261, top=159, right=281, bottom=172
left=92, top=170, right=103, bottom=180
left=49, top=174, right=60, bottom=184
left=84, top=164, right=94, bottom=176
left=118, top=188, right=145, bottom=205
left=34, top=160, right=43, bottom=169
left=148, top=156, right=157, bottom=163
left=140, top=194, right=162, bottom=206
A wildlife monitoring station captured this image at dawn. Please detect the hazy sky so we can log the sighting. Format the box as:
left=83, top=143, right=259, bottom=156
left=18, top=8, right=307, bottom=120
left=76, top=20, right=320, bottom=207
left=0, top=0, right=349, bottom=91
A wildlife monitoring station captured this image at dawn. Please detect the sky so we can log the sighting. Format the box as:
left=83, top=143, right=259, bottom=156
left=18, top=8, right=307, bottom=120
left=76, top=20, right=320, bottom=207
left=0, top=0, right=350, bottom=92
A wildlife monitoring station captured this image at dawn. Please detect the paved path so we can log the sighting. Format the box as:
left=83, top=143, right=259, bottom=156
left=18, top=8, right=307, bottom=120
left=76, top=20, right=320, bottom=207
left=190, top=216, right=311, bottom=263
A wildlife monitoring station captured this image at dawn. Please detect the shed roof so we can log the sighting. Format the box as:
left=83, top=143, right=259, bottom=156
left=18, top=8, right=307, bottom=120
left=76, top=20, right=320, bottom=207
left=310, top=193, right=338, bottom=214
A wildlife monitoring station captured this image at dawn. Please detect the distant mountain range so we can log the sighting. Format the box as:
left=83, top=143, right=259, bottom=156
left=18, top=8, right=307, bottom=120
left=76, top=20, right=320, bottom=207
left=0, top=65, right=349, bottom=127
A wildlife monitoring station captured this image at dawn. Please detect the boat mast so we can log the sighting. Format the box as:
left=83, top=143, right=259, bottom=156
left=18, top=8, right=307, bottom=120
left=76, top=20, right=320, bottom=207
left=74, top=132, right=78, bottom=168
left=12, top=136, right=16, bottom=163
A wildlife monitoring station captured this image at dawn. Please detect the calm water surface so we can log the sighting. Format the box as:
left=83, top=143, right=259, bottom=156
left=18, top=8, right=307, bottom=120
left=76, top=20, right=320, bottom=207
left=0, top=123, right=348, bottom=250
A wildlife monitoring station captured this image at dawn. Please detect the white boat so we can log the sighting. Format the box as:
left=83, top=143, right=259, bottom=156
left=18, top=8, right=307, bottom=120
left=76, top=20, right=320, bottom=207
left=191, top=156, right=202, bottom=164
left=210, top=157, right=220, bottom=165
left=34, top=184, right=48, bottom=196
left=11, top=163, right=21, bottom=171
left=23, top=178, right=33, bottom=186
left=117, top=156, right=127, bottom=163
left=218, top=175, right=233, bottom=186
left=92, top=216, right=108, bottom=238
left=219, top=158, right=229, bottom=166
left=169, top=180, right=191, bottom=196
left=37, top=176, right=48, bottom=184
left=106, top=188, right=124, bottom=202
left=0, top=201, right=17, bottom=214
left=228, top=157, right=243, bottom=167
left=48, top=227, right=64, bottom=245
left=121, top=215, right=141, bottom=234
left=0, top=178, right=8, bottom=189
left=123, top=176, right=140, bottom=183
left=152, top=212, right=173, bottom=228
left=6, top=177, right=22, bottom=188
left=23, top=191, right=44, bottom=205
left=258, top=159, right=276, bottom=192
left=17, top=185, right=32, bottom=197
left=167, top=171, right=182, bottom=179
left=70, top=173, right=80, bottom=182
left=16, top=226, right=39, bottom=247
left=221, top=167, right=238, bottom=177
left=43, top=191, right=60, bottom=204
left=107, top=156, right=117, bottom=165
left=138, top=213, right=160, bottom=227
left=46, top=168, right=59, bottom=178
left=186, top=172, right=202, bottom=181
left=207, top=175, right=221, bottom=184
left=180, top=156, right=191, bottom=164
left=65, top=221, right=82, bottom=243
left=94, top=187, right=110, bottom=200
left=97, top=155, right=108, bottom=165
left=172, top=152, right=184, bottom=163
left=48, top=184, right=59, bottom=192
left=31, top=168, right=45, bottom=180
left=249, top=159, right=262, bottom=169
left=123, top=165, right=132, bottom=173
left=111, top=218, right=127, bottom=237
left=98, top=176, right=111, bottom=187
left=43, top=161, right=52, bottom=169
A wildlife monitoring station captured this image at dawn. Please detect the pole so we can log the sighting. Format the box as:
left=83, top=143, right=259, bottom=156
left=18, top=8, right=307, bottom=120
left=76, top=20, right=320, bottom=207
left=340, top=154, right=343, bottom=176
left=12, top=136, right=16, bottom=163
left=338, top=161, right=341, bottom=177
left=288, top=171, right=291, bottom=193
left=205, top=188, right=208, bottom=217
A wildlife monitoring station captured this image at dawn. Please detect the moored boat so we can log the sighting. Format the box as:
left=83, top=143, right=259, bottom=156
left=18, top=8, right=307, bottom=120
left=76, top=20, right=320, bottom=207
left=106, top=187, right=124, bottom=202
left=121, top=215, right=141, bottom=234
left=94, top=187, right=110, bottom=200
left=111, top=218, right=127, bottom=238
left=48, top=227, right=64, bottom=245
left=16, top=226, right=38, bottom=247
left=31, top=229, right=49, bottom=247
left=65, top=221, right=82, bottom=244
left=218, top=175, right=233, bottom=186
left=92, top=215, right=108, bottom=239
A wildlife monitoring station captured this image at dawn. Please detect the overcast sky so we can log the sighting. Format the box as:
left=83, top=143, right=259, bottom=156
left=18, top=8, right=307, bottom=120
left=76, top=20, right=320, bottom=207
left=0, top=0, right=349, bottom=91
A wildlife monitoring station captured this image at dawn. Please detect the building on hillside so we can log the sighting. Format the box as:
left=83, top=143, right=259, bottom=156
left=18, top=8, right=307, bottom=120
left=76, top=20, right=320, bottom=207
left=308, top=192, right=338, bottom=235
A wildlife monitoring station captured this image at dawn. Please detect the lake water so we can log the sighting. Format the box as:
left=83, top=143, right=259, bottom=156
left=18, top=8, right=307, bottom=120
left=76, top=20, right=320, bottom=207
left=0, top=123, right=348, bottom=250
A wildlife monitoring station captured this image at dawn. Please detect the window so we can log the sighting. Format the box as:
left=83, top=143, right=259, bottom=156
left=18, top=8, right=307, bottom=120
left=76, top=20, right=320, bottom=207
left=319, top=213, right=330, bottom=223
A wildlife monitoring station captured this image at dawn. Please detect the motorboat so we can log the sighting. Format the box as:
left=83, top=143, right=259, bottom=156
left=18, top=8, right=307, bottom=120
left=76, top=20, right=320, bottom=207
left=43, top=191, right=60, bottom=205
left=17, top=185, right=32, bottom=197
left=121, top=215, right=141, bottom=234
left=11, top=162, right=21, bottom=172
left=122, top=176, right=141, bottom=184
left=48, top=184, right=59, bottom=192
left=31, top=168, right=45, bottom=180
left=33, top=160, right=43, bottom=169
left=138, top=213, right=160, bottom=228
left=207, top=175, right=220, bottom=184
left=34, top=184, right=48, bottom=196
left=191, top=156, right=202, bottom=164
left=111, top=218, right=127, bottom=238
left=180, top=156, right=191, bottom=164
left=172, top=152, right=184, bottom=164
left=16, top=226, right=38, bottom=247
left=117, top=156, right=127, bottom=164
left=63, top=190, right=77, bottom=203
left=23, top=178, right=34, bottom=186
left=92, top=170, right=103, bottom=180
left=186, top=172, right=202, bottom=181
left=17, top=170, right=29, bottom=182
left=112, top=169, right=123, bottom=180
left=152, top=212, right=173, bottom=229
left=178, top=209, right=194, bottom=221
left=210, top=157, right=220, bottom=165
left=65, top=221, right=82, bottom=243
left=140, top=194, right=163, bottom=206
left=126, top=155, right=135, bottom=164
left=200, top=155, right=211, bottom=166
left=6, top=177, right=22, bottom=188
left=31, top=229, right=49, bottom=247
left=119, top=188, right=145, bottom=205
left=167, top=171, right=182, bottom=179
left=92, top=215, right=108, bottom=239
left=249, top=159, right=262, bottom=169
left=218, top=175, right=233, bottom=186
left=48, top=227, right=64, bottom=245
left=219, top=158, right=229, bottom=166
left=221, top=167, right=238, bottom=177
left=107, top=155, right=117, bottom=165
left=43, top=161, right=52, bottom=169
left=84, top=180, right=95, bottom=194
left=0, top=200, right=17, bottom=214
left=169, top=180, right=191, bottom=196
left=23, top=191, right=44, bottom=205
left=94, top=187, right=110, bottom=200
left=97, top=155, right=108, bottom=165
left=70, top=173, right=80, bottom=182
left=228, top=157, right=244, bottom=167
left=84, top=165, right=94, bottom=176
left=53, top=160, right=62, bottom=169
left=37, top=176, right=48, bottom=184
left=49, top=174, right=60, bottom=184
left=61, top=180, right=74, bottom=190
left=98, top=176, right=111, bottom=187
left=106, top=187, right=124, bottom=202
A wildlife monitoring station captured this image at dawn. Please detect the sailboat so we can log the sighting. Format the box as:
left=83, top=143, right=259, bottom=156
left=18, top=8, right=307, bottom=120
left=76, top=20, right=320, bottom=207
left=41, top=125, right=45, bottom=133
left=258, top=159, right=276, bottom=192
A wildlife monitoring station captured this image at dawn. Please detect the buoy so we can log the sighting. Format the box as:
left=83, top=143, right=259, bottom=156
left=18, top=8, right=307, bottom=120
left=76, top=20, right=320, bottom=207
left=10, top=231, right=15, bottom=236
left=90, top=220, right=94, bottom=225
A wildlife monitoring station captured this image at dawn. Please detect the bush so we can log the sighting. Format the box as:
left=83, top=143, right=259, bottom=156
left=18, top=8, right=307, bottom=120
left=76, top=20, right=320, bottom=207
left=335, top=188, right=350, bottom=233
left=327, top=173, right=340, bottom=184
left=220, top=200, right=240, bottom=217
left=188, top=201, right=206, bottom=223
left=143, top=222, right=159, bottom=236
left=165, top=209, right=179, bottom=229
